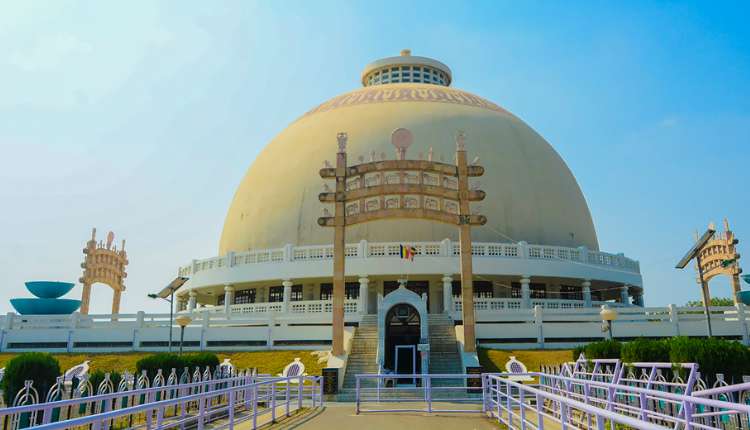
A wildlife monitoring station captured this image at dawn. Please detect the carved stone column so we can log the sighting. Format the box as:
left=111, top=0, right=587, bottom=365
left=224, top=285, right=234, bottom=314
left=358, top=276, right=369, bottom=314
left=442, top=275, right=453, bottom=314
left=620, top=285, right=630, bottom=306
left=582, top=280, right=592, bottom=307
left=520, top=276, right=531, bottom=308
left=188, top=291, right=197, bottom=312
left=282, top=280, right=293, bottom=313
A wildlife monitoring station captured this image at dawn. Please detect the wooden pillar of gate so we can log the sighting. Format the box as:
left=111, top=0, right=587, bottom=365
left=456, top=133, right=476, bottom=353
left=332, top=133, right=348, bottom=356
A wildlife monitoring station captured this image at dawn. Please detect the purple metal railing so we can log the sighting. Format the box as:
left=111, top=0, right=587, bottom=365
left=533, top=372, right=750, bottom=429
left=485, top=373, right=670, bottom=429
left=0, top=374, right=323, bottom=430
left=355, top=373, right=484, bottom=414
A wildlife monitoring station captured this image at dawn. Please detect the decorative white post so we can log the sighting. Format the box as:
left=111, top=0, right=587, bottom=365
left=441, top=275, right=453, bottom=315
left=620, top=285, right=630, bottom=306
left=188, top=291, right=197, bottom=312
left=520, top=276, right=531, bottom=308
left=582, top=280, right=592, bottom=307
left=534, top=305, right=544, bottom=348
left=668, top=304, right=680, bottom=336
left=735, top=303, right=750, bottom=345
left=358, top=276, right=369, bottom=314
left=282, top=280, right=293, bottom=314
left=223, top=284, right=234, bottom=314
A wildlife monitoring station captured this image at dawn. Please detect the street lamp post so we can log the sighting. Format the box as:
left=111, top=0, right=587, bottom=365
left=600, top=306, right=618, bottom=341
left=175, top=315, right=192, bottom=356
left=148, top=276, right=190, bottom=353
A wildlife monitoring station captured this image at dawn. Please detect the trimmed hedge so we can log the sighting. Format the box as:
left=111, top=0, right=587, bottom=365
left=582, top=340, right=621, bottom=359
left=136, top=352, right=219, bottom=380
left=621, top=338, right=670, bottom=363
left=573, top=337, right=750, bottom=383
left=88, top=370, right=123, bottom=393
left=669, top=337, right=750, bottom=382
left=1, top=352, right=61, bottom=405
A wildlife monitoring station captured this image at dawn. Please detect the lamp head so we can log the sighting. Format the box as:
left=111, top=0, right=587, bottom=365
left=600, top=307, right=618, bottom=321
left=175, top=315, right=192, bottom=327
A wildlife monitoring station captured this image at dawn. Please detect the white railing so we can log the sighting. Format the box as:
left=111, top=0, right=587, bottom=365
left=219, top=299, right=360, bottom=315
left=178, top=240, right=640, bottom=276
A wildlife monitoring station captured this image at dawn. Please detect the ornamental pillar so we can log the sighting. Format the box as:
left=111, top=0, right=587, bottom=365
left=442, top=275, right=453, bottom=314
left=282, top=280, right=293, bottom=313
left=620, top=285, right=630, bottom=306
left=223, top=285, right=234, bottom=314
left=520, top=276, right=531, bottom=308
left=634, top=292, right=644, bottom=307
left=188, top=291, right=197, bottom=312
left=582, top=280, right=592, bottom=308
left=358, top=276, right=369, bottom=314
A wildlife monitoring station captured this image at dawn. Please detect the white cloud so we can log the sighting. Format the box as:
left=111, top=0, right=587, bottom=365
left=659, top=116, right=679, bottom=128
left=8, top=33, right=93, bottom=71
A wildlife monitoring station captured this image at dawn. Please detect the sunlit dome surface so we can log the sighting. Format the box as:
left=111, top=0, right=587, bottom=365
left=219, top=51, right=599, bottom=254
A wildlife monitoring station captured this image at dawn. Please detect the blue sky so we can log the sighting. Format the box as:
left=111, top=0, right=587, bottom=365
left=1, top=1, right=748, bottom=314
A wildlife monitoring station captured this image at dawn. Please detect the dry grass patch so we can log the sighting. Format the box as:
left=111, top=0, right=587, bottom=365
left=479, top=348, right=572, bottom=373
left=0, top=351, right=325, bottom=376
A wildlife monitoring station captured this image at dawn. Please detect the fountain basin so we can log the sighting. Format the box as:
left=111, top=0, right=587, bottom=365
left=10, top=298, right=81, bottom=315
left=738, top=291, right=750, bottom=306
left=24, top=281, right=75, bottom=299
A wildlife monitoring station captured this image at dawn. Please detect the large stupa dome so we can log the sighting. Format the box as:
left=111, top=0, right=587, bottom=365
left=219, top=51, right=598, bottom=254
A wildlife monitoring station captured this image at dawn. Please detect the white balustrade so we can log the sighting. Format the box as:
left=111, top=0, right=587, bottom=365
left=178, top=240, right=640, bottom=276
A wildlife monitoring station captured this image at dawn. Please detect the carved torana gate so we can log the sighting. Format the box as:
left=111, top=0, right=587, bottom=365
left=696, top=219, right=743, bottom=305
left=79, top=228, right=128, bottom=318
left=318, top=129, right=486, bottom=355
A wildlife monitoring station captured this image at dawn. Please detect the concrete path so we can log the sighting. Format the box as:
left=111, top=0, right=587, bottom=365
left=264, top=402, right=501, bottom=429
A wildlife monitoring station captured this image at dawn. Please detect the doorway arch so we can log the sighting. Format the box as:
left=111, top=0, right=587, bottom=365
left=384, top=304, right=421, bottom=374
left=377, top=284, right=429, bottom=375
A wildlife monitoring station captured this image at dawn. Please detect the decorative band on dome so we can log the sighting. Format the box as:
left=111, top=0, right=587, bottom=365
left=301, top=85, right=513, bottom=119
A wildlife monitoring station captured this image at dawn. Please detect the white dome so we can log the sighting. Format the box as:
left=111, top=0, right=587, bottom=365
left=219, top=82, right=598, bottom=254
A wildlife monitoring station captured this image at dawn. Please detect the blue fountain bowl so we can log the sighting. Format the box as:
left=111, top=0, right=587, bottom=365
left=24, top=281, right=75, bottom=299
left=10, top=298, right=81, bottom=315
left=738, top=291, right=750, bottom=306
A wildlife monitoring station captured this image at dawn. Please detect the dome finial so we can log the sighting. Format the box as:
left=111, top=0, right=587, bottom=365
left=400, top=49, right=411, bottom=56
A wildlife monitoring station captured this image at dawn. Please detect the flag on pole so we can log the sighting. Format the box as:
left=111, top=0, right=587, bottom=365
left=400, top=245, right=416, bottom=261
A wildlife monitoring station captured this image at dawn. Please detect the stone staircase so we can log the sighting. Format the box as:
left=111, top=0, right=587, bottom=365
left=337, top=313, right=467, bottom=401
left=427, top=314, right=463, bottom=387
left=342, top=314, right=379, bottom=390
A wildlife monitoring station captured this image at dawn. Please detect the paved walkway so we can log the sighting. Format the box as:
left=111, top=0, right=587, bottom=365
left=263, top=402, right=501, bottom=429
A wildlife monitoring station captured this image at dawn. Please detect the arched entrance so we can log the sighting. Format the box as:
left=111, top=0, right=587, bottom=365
left=384, top=303, right=421, bottom=376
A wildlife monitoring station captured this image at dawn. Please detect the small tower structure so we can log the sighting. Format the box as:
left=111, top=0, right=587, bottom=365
left=79, top=228, right=128, bottom=318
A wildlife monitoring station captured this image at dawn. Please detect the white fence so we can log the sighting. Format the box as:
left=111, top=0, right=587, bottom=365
left=469, top=304, right=750, bottom=349
left=178, top=240, right=641, bottom=276
left=0, top=303, right=747, bottom=353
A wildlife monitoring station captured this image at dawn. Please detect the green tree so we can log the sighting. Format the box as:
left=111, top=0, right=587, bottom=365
left=685, top=297, right=734, bottom=307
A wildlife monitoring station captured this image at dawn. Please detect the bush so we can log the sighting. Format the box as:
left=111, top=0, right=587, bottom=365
left=621, top=338, right=670, bottom=363
left=88, top=370, right=123, bottom=394
left=136, top=353, right=185, bottom=381
left=572, top=345, right=586, bottom=361
left=1, top=352, right=61, bottom=405
left=136, top=352, right=219, bottom=381
left=668, top=337, right=750, bottom=383
left=183, top=353, right=219, bottom=372
left=583, top=340, right=622, bottom=359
